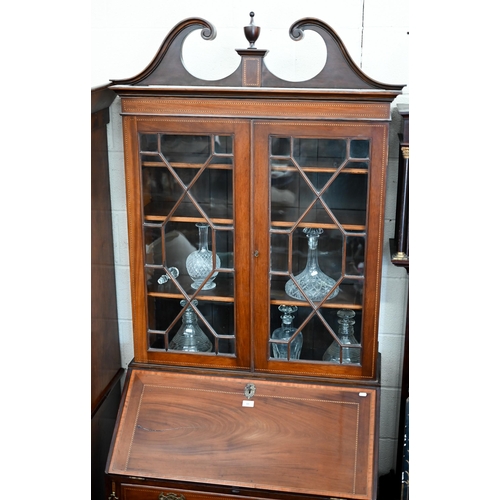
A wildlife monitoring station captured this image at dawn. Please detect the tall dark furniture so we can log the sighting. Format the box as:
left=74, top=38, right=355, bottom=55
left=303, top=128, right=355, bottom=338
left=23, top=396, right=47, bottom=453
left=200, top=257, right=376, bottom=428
left=91, top=85, right=124, bottom=500
left=390, top=103, right=409, bottom=499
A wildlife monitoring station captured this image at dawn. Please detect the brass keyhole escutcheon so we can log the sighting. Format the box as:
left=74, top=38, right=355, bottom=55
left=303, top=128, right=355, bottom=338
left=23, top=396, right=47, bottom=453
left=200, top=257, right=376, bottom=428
left=244, top=383, right=256, bottom=399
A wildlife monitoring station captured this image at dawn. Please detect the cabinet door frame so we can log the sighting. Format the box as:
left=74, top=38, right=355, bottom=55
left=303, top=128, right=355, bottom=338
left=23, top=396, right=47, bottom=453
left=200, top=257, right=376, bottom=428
left=252, top=120, right=389, bottom=379
left=123, top=116, right=252, bottom=369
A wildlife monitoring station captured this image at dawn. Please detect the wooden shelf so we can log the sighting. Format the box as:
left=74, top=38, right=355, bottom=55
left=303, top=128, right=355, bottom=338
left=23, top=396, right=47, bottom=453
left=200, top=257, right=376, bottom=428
left=142, top=160, right=233, bottom=170
left=148, top=273, right=235, bottom=303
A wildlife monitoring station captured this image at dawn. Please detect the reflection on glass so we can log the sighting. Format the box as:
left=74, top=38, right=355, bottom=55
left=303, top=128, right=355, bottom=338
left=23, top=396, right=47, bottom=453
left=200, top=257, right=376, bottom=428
left=269, top=135, right=370, bottom=228
left=169, top=300, right=213, bottom=352
left=270, top=305, right=303, bottom=360
left=285, top=228, right=339, bottom=302
left=350, top=139, right=370, bottom=158
left=323, top=172, right=368, bottom=213
left=149, top=297, right=236, bottom=355
left=161, top=134, right=211, bottom=164
left=271, top=136, right=291, bottom=156
left=140, top=133, right=234, bottom=220
left=164, top=229, right=197, bottom=276
left=293, top=138, right=346, bottom=168
left=186, top=223, right=220, bottom=290
left=323, top=309, right=360, bottom=364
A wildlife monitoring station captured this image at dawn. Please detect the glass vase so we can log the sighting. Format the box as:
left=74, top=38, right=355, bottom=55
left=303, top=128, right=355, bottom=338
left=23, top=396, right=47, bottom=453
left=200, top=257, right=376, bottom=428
left=169, top=300, right=213, bottom=352
left=323, top=309, right=360, bottom=364
left=271, top=305, right=303, bottom=359
left=285, top=227, right=339, bottom=301
left=186, top=223, right=220, bottom=290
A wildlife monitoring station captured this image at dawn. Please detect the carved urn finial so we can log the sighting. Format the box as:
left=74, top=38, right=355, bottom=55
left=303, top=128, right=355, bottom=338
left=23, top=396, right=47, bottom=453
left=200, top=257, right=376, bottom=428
left=244, top=12, right=260, bottom=49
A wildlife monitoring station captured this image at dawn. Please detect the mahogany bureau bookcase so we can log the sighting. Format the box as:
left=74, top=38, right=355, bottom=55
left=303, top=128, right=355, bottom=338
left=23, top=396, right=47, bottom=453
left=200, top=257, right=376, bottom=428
left=105, top=14, right=404, bottom=500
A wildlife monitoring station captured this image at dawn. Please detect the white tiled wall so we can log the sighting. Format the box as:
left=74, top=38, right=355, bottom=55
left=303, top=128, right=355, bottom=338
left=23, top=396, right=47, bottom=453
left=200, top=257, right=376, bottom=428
left=94, top=0, right=409, bottom=476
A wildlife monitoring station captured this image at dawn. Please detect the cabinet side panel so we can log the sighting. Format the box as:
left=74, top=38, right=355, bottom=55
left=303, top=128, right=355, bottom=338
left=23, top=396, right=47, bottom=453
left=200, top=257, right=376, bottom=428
left=362, top=124, right=389, bottom=378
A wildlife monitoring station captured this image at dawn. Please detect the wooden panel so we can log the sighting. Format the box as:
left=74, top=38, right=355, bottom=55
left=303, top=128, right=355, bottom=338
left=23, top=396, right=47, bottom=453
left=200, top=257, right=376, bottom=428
left=110, top=17, right=403, bottom=94
left=107, top=369, right=378, bottom=499
left=121, top=97, right=391, bottom=121
left=121, top=483, right=274, bottom=500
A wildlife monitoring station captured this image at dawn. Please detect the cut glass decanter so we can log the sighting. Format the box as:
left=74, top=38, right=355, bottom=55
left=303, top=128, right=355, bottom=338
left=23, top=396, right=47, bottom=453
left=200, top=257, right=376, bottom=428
left=169, top=300, right=213, bottom=352
left=285, top=227, right=339, bottom=302
left=270, top=305, right=303, bottom=360
left=186, top=223, right=220, bottom=290
left=323, top=309, right=360, bottom=364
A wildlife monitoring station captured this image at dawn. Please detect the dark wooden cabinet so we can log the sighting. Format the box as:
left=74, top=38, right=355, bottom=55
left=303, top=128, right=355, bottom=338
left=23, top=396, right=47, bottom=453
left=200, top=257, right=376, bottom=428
left=390, top=103, right=409, bottom=497
left=92, top=85, right=124, bottom=500
left=105, top=15, right=403, bottom=500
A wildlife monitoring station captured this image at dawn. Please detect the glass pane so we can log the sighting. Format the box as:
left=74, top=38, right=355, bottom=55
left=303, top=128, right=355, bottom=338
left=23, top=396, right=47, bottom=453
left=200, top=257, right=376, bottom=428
left=326, top=172, right=367, bottom=210
left=271, top=165, right=310, bottom=218
left=295, top=307, right=338, bottom=362
left=346, top=233, right=366, bottom=277
left=147, top=298, right=236, bottom=356
left=147, top=222, right=234, bottom=294
left=268, top=304, right=361, bottom=363
left=271, top=227, right=342, bottom=304
left=190, top=161, right=233, bottom=220
left=214, top=135, right=233, bottom=155
left=161, top=134, right=211, bottom=164
left=271, top=136, right=291, bottom=156
left=141, top=133, right=159, bottom=152
left=350, top=139, right=370, bottom=159
left=140, top=133, right=234, bottom=219
left=322, top=308, right=362, bottom=365
left=268, top=134, right=370, bottom=364
left=142, top=163, right=185, bottom=216
left=269, top=304, right=304, bottom=360
left=144, top=224, right=163, bottom=267
left=293, top=138, right=347, bottom=168
left=141, top=132, right=236, bottom=358
left=270, top=232, right=289, bottom=273
left=269, top=304, right=361, bottom=364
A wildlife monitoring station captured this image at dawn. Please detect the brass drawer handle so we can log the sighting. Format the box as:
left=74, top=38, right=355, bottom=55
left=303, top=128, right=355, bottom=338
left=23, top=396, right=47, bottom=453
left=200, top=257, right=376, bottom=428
left=159, top=493, right=185, bottom=500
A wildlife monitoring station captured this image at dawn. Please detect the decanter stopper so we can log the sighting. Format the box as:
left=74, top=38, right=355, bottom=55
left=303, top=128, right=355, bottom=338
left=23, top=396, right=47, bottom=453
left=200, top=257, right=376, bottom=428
left=244, top=12, right=260, bottom=49
left=157, top=266, right=179, bottom=285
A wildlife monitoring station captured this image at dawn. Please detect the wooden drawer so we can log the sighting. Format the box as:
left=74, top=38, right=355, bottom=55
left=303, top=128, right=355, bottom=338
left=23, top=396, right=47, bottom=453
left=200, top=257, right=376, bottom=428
left=107, top=369, right=379, bottom=499
left=119, top=483, right=278, bottom=500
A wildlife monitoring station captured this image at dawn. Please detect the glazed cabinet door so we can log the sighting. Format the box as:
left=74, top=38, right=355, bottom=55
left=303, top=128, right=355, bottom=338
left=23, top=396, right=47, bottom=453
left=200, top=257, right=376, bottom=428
left=252, top=120, right=388, bottom=379
left=123, top=116, right=252, bottom=368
